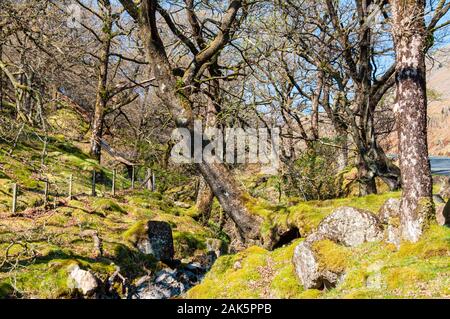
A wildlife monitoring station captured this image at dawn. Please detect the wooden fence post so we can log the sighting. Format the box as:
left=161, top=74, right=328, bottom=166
left=44, top=180, right=49, bottom=205
left=112, top=169, right=116, bottom=197
left=11, top=183, right=17, bottom=214
left=152, top=171, right=156, bottom=192
left=68, top=174, right=73, bottom=200
left=131, top=166, right=135, bottom=189
left=92, top=170, right=96, bottom=197
left=146, top=168, right=152, bottom=190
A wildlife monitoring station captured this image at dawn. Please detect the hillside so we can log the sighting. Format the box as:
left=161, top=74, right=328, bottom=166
left=385, top=47, right=450, bottom=156
left=0, top=117, right=222, bottom=298
left=0, top=116, right=449, bottom=298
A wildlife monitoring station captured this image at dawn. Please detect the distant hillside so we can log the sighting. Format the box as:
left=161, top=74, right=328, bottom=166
left=385, top=46, right=450, bottom=157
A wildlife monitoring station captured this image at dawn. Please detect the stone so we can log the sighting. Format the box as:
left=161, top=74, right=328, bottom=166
left=293, top=207, right=385, bottom=290
left=316, top=207, right=384, bottom=247
left=436, top=200, right=450, bottom=226
left=433, top=194, right=446, bottom=204
left=292, top=241, right=344, bottom=290
left=133, top=264, right=206, bottom=299
left=233, top=261, right=242, bottom=270
left=136, top=221, right=174, bottom=261
left=67, top=264, right=98, bottom=296
left=174, top=201, right=191, bottom=208
left=134, top=283, right=171, bottom=299
left=206, top=238, right=225, bottom=257
left=378, top=198, right=401, bottom=247
left=439, top=177, right=450, bottom=199
left=378, top=198, right=401, bottom=224
left=365, top=261, right=383, bottom=289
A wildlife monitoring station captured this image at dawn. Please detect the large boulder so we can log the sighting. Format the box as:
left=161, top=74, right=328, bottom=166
left=136, top=221, right=174, bottom=262
left=316, top=207, right=384, bottom=247
left=67, top=264, right=99, bottom=296
left=436, top=200, right=450, bottom=226
left=292, top=239, right=346, bottom=289
left=293, top=207, right=384, bottom=290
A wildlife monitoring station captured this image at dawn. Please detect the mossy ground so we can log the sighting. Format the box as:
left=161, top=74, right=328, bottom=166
left=245, top=190, right=401, bottom=239
left=1, top=122, right=448, bottom=299
left=188, top=224, right=449, bottom=299
left=0, top=131, right=217, bottom=298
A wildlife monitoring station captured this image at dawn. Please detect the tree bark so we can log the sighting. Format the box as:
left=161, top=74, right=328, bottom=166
left=392, top=0, right=433, bottom=242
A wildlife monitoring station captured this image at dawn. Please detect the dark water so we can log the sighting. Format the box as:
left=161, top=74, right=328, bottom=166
left=430, top=157, right=450, bottom=176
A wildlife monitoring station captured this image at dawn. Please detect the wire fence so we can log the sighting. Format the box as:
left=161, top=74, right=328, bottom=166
left=7, top=166, right=157, bottom=214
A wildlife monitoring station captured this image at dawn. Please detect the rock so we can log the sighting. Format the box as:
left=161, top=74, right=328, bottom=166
left=134, top=269, right=184, bottom=299
left=378, top=198, right=401, bottom=223
left=292, top=241, right=344, bottom=290
left=233, top=261, right=242, bottom=270
left=433, top=194, right=446, bottom=204
left=134, top=283, right=168, bottom=299
left=185, top=262, right=203, bottom=271
left=133, top=264, right=206, bottom=299
left=293, top=207, right=385, bottom=290
left=174, top=201, right=191, bottom=209
left=136, top=221, right=174, bottom=261
left=316, top=207, right=384, bottom=247
left=206, top=238, right=225, bottom=257
left=365, top=261, right=383, bottom=289
left=440, top=177, right=450, bottom=199
left=436, top=200, right=450, bottom=226
left=378, top=198, right=401, bottom=247
left=67, top=264, right=98, bottom=296
left=385, top=224, right=401, bottom=248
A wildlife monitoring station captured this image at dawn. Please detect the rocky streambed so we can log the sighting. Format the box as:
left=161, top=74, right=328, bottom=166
left=67, top=220, right=224, bottom=299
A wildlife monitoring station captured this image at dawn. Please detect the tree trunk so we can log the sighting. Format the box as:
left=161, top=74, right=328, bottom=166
left=196, top=176, right=214, bottom=224
left=90, top=1, right=112, bottom=162
left=90, top=95, right=107, bottom=161
left=131, top=0, right=263, bottom=243
left=357, top=152, right=377, bottom=196
left=336, top=130, right=348, bottom=172
left=392, top=0, right=433, bottom=242
left=197, top=161, right=262, bottom=241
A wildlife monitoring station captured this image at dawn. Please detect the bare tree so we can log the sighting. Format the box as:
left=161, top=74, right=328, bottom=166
left=118, top=0, right=263, bottom=244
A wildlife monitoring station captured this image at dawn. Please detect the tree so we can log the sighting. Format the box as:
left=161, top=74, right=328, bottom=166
left=392, top=0, right=432, bottom=242
left=62, top=0, right=152, bottom=162
left=118, top=0, right=263, bottom=244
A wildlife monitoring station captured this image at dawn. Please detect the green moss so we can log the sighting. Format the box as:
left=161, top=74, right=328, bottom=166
left=10, top=259, right=74, bottom=298
left=173, top=231, right=207, bottom=258
left=187, top=243, right=305, bottom=299
left=190, top=220, right=450, bottom=299
left=91, top=198, right=126, bottom=214
left=312, top=240, right=350, bottom=273
left=298, top=289, right=323, bottom=299
left=0, top=282, right=14, bottom=299
left=385, top=267, right=430, bottom=290
left=395, top=224, right=450, bottom=259
left=122, top=220, right=148, bottom=244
